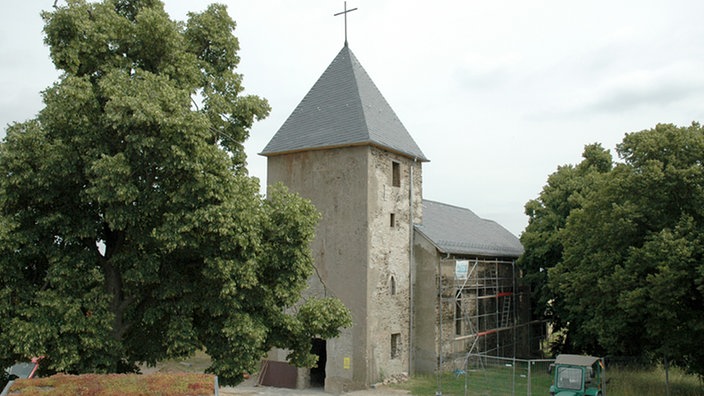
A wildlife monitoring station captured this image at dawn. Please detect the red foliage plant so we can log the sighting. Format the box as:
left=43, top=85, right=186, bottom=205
left=7, top=373, right=216, bottom=395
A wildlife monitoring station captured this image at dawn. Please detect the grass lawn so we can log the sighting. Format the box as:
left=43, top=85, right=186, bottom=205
left=391, top=366, right=703, bottom=396
left=605, top=366, right=703, bottom=396
left=390, top=372, right=550, bottom=396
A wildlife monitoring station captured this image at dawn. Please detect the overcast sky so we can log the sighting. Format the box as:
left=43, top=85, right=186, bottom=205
left=3, top=1, right=704, bottom=236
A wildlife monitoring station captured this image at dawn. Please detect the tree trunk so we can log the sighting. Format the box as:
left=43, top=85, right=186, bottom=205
left=102, top=225, right=130, bottom=341
left=664, top=355, right=670, bottom=396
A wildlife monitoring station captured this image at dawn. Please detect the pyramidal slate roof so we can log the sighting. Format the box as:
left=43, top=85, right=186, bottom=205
left=261, top=44, right=428, bottom=161
left=415, top=200, right=524, bottom=257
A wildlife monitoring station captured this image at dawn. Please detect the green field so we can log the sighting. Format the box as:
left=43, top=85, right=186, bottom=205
left=604, top=366, right=703, bottom=396
left=392, top=366, right=703, bottom=396
left=148, top=353, right=703, bottom=395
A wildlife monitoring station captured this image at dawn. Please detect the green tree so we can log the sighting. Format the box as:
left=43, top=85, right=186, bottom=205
left=0, top=0, right=350, bottom=385
left=519, top=144, right=612, bottom=344
left=547, top=123, right=704, bottom=376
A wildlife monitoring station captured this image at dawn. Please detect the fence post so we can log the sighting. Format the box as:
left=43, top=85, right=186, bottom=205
left=527, top=360, right=531, bottom=396
left=512, top=357, right=516, bottom=396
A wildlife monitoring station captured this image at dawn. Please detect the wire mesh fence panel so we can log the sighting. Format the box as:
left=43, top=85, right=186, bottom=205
left=438, top=355, right=555, bottom=396
left=526, top=359, right=554, bottom=396
left=433, top=354, right=704, bottom=395
left=462, top=355, right=527, bottom=396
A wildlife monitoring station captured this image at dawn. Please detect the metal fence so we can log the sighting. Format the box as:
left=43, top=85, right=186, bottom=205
left=436, top=354, right=554, bottom=396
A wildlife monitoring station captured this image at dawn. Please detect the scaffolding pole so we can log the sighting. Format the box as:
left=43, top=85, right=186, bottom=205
left=438, top=257, right=525, bottom=371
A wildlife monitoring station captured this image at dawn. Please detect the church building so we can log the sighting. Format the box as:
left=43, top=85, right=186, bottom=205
left=259, top=42, right=526, bottom=393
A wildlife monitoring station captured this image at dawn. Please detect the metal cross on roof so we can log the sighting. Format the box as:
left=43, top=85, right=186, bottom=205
left=334, top=1, right=358, bottom=46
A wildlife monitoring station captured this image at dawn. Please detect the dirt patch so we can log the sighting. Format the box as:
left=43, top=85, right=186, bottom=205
left=145, top=353, right=410, bottom=395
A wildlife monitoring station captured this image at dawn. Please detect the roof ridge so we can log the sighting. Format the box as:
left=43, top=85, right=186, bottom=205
left=345, top=46, right=369, bottom=142
left=424, top=199, right=483, bottom=219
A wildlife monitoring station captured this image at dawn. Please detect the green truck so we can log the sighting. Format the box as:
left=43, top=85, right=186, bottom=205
left=549, top=354, right=605, bottom=396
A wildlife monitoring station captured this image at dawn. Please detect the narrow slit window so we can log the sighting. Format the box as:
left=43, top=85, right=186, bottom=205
left=455, top=298, right=462, bottom=335
left=392, top=161, right=400, bottom=187
left=391, top=333, right=401, bottom=359
left=390, top=276, right=396, bottom=295
left=390, top=213, right=396, bottom=227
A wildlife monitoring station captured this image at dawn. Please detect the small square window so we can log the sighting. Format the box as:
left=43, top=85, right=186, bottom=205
left=392, top=161, right=400, bottom=187
left=391, top=333, right=401, bottom=359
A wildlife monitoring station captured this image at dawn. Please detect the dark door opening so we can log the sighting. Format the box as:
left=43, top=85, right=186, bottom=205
left=310, top=338, right=326, bottom=388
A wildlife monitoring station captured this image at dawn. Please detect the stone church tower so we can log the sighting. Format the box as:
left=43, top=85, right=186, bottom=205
left=261, top=43, right=428, bottom=392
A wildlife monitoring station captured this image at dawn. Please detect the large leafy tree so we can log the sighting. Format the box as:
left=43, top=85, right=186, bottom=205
left=519, top=143, right=612, bottom=342
left=0, top=0, right=350, bottom=385
left=528, top=123, right=704, bottom=376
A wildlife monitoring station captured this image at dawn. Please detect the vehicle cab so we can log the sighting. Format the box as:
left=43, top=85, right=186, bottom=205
left=549, top=354, right=605, bottom=396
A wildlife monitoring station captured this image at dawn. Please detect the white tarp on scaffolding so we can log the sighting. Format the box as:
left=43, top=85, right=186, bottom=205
left=455, top=260, right=469, bottom=280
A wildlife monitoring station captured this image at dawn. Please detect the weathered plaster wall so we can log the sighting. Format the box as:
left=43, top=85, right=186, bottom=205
left=437, top=260, right=463, bottom=366
left=267, top=147, right=370, bottom=392
left=412, top=233, right=441, bottom=374
left=266, top=146, right=424, bottom=391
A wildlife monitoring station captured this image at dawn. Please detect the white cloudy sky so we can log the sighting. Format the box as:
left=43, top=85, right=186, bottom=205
left=2, top=0, right=704, bottom=236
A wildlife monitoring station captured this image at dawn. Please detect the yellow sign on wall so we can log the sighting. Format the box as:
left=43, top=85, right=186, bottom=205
left=343, top=357, right=350, bottom=369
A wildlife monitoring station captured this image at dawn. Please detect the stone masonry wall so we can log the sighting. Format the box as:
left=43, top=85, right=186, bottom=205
left=266, top=146, right=425, bottom=390
left=366, top=147, right=423, bottom=383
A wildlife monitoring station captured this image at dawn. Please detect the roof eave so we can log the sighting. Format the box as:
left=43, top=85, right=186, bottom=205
left=414, top=225, right=523, bottom=258
left=415, top=227, right=522, bottom=259
left=261, top=141, right=429, bottom=162
left=440, top=247, right=523, bottom=258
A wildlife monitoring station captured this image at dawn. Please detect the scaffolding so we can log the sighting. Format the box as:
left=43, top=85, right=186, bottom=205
left=438, top=257, right=527, bottom=370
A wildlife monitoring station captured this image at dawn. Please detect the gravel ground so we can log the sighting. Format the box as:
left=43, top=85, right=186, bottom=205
left=220, top=376, right=410, bottom=395
left=142, top=353, right=410, bottom=395
left=219, top=384, right=410, bottom=395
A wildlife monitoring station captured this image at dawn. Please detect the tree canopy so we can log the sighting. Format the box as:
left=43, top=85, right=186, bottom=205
left=521, top=122, right=704, bottom=377
left=0, top=0, right=350, bottom=385
left=519, top=143, right=612, bottom=325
